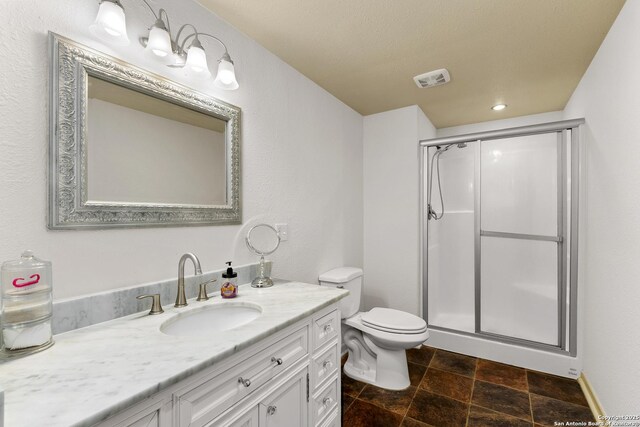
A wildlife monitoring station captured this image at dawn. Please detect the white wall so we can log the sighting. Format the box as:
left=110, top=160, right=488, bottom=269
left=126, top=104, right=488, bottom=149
left=563, top=0, right=640, bottom=414
left=0, top=0, right=363, bottom=299
left=363, top=106, right=435, bottom=315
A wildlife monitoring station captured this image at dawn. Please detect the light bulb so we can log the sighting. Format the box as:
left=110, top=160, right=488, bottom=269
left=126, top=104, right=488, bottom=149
left=184, top=41, right=211, bottom=79
left=214, top=56, right=239, bottom=90
left=491, top=104, right=507, bottom=111
left=146, top=20, right=172, bottom=59
left=89, top=0, right=130, bottom=46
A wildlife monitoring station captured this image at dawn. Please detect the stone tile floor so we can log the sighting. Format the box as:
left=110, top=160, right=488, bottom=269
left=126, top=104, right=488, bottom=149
left=341, top=346, right=594, bottom=426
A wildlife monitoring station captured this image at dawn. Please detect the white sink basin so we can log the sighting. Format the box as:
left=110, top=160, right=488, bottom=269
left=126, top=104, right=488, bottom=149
left=161, top=303, right=262, bottom=337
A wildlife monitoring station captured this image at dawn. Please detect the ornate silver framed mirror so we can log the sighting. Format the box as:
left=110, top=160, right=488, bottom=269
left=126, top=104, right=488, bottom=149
left=245, top=224, right=281, bottom=288
left=48, top=33, right=241, bottom=229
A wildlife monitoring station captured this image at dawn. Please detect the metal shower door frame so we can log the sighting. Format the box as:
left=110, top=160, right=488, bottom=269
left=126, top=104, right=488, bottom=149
left=419, top=119, right=583, bottom=356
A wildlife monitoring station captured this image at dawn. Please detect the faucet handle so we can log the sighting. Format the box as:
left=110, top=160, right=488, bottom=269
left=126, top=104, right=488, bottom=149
left=137, top=294, right=164, bottom=315
left=197, top=279, right=217, bottom=301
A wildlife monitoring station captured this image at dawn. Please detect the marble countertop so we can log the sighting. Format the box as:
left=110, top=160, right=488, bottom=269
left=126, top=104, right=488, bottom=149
left=0, top=281, right=348, bottom=427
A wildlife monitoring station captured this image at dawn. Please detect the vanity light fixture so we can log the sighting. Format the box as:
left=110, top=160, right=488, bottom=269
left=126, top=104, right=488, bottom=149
left=145, top=18, right=173, bottom=59
left=491, top=103, right=507, bottom=111
left=89, top=0, right=130, bottom=45
left=214, top=53, right=239, bottom=90
left=89, top=0, right=239, bottom=90
left=184, top=37, right=210, bottom=76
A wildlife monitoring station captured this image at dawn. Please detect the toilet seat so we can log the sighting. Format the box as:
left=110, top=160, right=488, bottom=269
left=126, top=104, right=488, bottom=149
left=344, top=311, right=429, bottom=349
left=361, top=307, right=427, bottom=334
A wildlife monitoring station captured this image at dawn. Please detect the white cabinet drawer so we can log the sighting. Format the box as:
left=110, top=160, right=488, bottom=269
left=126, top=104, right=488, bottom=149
left=176, top=325, right=309, bottom=427
left=311, top=378, right=338, bottom=427
left=312, top=310, right=339, bottom=352
left=311, top=341, right=338, bottom=393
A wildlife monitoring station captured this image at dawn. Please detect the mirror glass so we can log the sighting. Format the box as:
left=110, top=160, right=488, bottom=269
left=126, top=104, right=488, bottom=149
left=246, top=224, right=281, bottom=255
left=87, top=75, right=227, bottom=206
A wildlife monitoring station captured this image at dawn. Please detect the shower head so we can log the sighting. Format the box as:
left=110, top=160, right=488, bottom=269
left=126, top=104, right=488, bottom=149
left=436, top=143, right=467, bottom=153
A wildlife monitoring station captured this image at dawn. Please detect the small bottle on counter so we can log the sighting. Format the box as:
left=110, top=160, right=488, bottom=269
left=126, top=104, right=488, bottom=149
left=1, top=250, right=54, bottom=356
left=220, top=261, right=238, bottom=299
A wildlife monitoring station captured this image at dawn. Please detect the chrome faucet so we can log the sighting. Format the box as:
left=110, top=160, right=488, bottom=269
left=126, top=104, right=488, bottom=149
left=176, top=253, right=202, bottom=307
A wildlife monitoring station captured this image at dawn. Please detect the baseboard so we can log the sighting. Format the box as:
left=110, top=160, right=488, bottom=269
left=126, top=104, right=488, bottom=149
left=578, top=372, right=606, bottom=421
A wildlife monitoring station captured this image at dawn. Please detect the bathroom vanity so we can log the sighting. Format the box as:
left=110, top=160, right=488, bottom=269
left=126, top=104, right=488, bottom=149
left=0, top=282, right=348, bottom=427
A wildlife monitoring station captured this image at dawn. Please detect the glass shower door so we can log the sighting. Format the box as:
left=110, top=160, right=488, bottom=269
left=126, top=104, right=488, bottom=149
left=479, top=132, right=565, bottom=346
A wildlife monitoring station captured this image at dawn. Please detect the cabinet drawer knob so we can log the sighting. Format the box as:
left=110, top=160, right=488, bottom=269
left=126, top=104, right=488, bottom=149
left=271, top=357, right=283, bottom=366
left=238, top=377, right=252, bottom=388
left=322, top=360, right=332, bottom=369
left=267, top=405, right=277, bottom=416
left=323, top=324, right=333, bottom=333
left=322, top=397, right=333, bottom=407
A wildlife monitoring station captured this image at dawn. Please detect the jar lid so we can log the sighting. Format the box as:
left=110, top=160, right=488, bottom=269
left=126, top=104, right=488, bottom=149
left=1, top=250, right=51, bottom=271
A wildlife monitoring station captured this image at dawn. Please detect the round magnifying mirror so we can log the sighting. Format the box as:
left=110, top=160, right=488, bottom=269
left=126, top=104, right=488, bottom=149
left=246, top=224, right=280, bottom=288
left=246, top=224, right=280, bottom=256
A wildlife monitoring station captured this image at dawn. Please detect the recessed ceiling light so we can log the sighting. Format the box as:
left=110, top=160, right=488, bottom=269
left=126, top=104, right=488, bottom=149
left=492, top=104, right=507, bottom=111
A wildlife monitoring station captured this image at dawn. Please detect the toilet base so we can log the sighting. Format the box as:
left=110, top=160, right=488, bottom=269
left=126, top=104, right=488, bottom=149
left=343, top=355, right=376, bottom=385
left=343, top=334, right=412, bottom=391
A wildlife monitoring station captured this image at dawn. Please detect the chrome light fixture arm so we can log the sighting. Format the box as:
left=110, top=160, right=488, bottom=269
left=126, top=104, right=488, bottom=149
left=180, top=32, right=230, bottom=57
left=157, top=8, right=171, bottom=34
left=138, top=0, right=159, bottom=20
left=175, top=23, right=201, bottom=52
left=136, top=0, right=172, bottom=32
left=170, top=23, right=203, bottom=64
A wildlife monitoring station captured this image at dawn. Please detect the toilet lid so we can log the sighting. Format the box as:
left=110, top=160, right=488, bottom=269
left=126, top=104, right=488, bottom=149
left=362, top=308, right=427, bottom=333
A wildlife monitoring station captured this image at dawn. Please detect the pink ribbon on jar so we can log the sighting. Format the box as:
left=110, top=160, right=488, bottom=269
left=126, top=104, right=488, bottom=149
left=12, top=274, right=41, bottom=288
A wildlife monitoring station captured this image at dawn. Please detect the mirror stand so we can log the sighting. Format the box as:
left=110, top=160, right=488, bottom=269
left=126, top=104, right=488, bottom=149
left=252, top=255, right=273, bottom=288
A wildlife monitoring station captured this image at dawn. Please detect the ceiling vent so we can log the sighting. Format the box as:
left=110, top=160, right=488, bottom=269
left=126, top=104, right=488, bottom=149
left=413, top=68, right=451, bottom=88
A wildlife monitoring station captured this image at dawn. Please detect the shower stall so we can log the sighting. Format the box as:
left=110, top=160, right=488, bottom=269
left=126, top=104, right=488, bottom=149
left=420, top=119, right=584, bottom=378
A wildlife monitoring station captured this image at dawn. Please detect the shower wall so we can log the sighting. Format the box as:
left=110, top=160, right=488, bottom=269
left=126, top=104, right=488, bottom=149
left=427, top=145, right=475, bottom=333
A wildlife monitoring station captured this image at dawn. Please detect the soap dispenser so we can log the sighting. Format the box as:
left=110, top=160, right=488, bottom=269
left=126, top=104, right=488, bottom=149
left=220, top=261, right=238, bottom=299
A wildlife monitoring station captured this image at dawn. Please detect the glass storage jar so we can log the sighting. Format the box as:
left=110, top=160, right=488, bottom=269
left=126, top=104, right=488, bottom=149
left=1, top=250, right=54, bottom=356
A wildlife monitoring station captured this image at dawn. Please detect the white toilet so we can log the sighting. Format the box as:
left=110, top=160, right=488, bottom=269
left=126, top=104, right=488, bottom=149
left=319, top=267, right=429, bottom=390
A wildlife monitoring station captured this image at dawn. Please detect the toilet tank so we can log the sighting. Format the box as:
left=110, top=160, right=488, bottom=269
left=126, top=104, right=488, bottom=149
left=318, top=267, right=362, bottom=318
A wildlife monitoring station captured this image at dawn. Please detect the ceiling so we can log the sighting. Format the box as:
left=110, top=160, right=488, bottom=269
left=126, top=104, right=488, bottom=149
left=198, top=0, right=626, bottom=128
